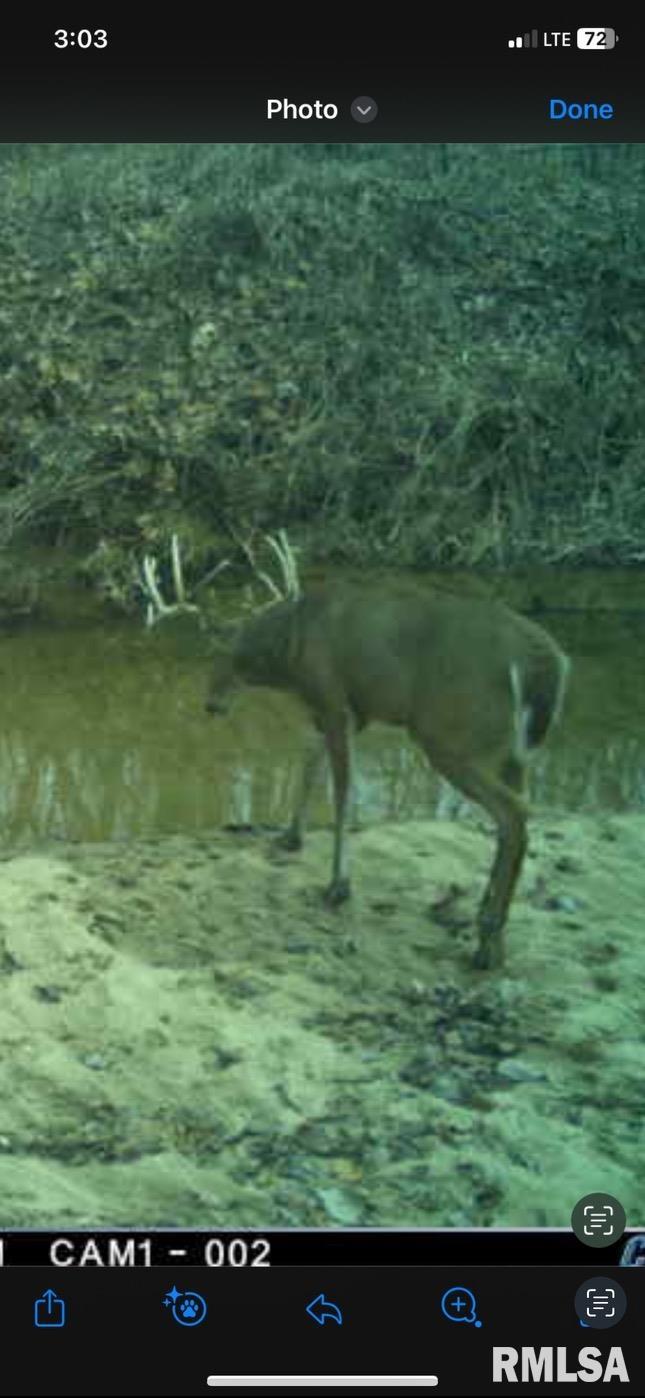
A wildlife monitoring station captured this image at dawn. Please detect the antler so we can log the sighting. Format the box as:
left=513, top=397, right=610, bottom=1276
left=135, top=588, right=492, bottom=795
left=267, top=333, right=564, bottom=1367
left=140, top=528, right=299, bottom=628
left=228, top=526, right=301, bottom=607
left=264, top=528, right=300, bottom=600
left=141, top=534, right=226, bottom=627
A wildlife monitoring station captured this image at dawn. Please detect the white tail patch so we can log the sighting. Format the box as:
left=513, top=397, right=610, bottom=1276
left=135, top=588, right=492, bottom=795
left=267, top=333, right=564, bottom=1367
left=553, top=652, right=572, bottom=727
left=509, top=661, right=532, bottom=759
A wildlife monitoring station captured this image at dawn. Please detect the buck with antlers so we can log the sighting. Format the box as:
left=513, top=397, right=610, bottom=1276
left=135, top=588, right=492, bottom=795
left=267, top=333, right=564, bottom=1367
left=144, top=536, right=569, bottom=970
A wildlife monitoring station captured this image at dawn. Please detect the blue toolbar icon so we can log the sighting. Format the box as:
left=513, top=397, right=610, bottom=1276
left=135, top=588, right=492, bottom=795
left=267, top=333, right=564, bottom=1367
left=34, top=1290, right=66, bottom=1327
left=306, top=1293, right=343, bottom=1325
left=163, top=1285, right=208, bottom=1326
left=441, top=1286, right=482, bottom=1327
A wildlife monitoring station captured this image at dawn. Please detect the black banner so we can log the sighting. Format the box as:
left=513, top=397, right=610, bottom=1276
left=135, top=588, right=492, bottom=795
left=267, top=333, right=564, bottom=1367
left=0, top=1229, right=641, bottom=1266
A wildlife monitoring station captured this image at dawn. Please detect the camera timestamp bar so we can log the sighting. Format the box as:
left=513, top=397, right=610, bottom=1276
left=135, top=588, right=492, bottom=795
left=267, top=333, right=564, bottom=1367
left=0, top=1230, right=641, bottom=1266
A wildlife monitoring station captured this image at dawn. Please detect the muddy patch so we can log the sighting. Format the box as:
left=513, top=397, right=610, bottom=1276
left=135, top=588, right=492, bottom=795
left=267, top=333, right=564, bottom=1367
left=0, top=814, right=642, bottom=1227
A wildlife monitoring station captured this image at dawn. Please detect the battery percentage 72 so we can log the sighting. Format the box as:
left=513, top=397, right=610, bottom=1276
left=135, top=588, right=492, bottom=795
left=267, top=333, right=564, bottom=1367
left=577, top=28, right=618, bottom=49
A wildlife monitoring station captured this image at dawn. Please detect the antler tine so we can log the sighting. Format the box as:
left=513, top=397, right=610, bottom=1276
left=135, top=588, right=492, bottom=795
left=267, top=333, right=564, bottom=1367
left=265, top=529, right=300, bottom=599
left=171, top=532, right=186, bottom=603
left=222, top=523, right=301, bottom=611
left=141, top=554, right=168, bottom=627
left=140, top=539, right=199, bottom=627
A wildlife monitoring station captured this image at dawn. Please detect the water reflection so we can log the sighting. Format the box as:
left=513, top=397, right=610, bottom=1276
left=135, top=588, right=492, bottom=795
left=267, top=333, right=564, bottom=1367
left=0, top=607, right=643, bottom=845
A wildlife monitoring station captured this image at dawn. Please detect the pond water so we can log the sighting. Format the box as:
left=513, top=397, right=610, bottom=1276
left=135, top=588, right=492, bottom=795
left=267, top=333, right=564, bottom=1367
left=0, top=588, right=643, bottom=845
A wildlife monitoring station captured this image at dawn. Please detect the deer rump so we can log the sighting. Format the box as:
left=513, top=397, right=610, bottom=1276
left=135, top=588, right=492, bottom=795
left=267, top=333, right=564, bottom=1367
left=214, top=580, right=570, bottom=970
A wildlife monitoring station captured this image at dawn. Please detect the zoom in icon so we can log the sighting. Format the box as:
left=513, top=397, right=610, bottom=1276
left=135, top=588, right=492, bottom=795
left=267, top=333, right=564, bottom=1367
left=441, top=1286, right=482, bottom=1327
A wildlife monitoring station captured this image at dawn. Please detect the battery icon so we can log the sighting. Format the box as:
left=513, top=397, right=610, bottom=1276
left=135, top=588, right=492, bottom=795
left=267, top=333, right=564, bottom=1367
left=576, top=28, right=617, bottom=49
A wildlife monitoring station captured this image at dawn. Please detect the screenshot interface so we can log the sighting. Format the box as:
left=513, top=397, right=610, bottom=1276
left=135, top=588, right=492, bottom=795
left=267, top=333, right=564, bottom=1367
left=0, top=18, right=643, bottom=1398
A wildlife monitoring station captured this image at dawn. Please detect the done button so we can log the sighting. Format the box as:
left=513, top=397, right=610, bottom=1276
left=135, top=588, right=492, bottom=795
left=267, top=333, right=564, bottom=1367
left=550, top=98, right=614, bottom=120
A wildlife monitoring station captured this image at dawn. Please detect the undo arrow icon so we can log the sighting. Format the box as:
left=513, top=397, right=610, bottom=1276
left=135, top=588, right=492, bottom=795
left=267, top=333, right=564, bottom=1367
left=306, top=1293, right=343, bottom=1325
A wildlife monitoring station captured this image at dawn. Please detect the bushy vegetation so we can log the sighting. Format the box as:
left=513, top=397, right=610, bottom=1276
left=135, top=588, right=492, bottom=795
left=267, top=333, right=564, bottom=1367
left=1, top=142, right=644, bottom=599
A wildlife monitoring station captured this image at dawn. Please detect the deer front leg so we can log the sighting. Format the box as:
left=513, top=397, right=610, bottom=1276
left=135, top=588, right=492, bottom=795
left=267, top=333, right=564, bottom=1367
left=322, top=712, right=353, bottom=905
left=276, top=732, right=326, bottom=851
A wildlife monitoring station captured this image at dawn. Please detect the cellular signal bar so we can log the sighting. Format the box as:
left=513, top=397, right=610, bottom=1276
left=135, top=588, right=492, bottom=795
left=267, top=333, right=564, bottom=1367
left=508, top=30, right=539, bottom=48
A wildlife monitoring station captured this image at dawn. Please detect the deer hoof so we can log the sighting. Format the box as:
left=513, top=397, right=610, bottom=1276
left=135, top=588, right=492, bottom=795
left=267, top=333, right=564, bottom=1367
left=323, top=878, right=351, bottom=907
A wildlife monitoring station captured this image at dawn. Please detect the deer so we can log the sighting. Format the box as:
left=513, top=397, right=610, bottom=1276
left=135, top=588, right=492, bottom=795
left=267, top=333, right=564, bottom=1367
left=141, top=538, right=569, bottom=970
left=203, top=576, right=570, bottom=971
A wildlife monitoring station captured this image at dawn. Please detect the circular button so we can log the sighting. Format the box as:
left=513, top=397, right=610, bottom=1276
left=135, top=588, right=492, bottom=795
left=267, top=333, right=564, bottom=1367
left=571, top=1194, right=626, bottom=1247
left=574, top=1276, right=627, bottom=1329
left=351, top=96, right=378, bottom=124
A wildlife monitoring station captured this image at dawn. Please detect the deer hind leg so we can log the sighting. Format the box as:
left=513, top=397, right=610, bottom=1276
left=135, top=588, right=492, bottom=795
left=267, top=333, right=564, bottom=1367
left=277, top=732, right=326, bottom=851
left=427, top=748, right=529, bottom=970
left=322, top=710, right=354, bottom=906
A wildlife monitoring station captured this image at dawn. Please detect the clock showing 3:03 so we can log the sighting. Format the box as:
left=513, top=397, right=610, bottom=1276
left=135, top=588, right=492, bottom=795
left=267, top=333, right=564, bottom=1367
left=54, top=29, right=108, bottom=49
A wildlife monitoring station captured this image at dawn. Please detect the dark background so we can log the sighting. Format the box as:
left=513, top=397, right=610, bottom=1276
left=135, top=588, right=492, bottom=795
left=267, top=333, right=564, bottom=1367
left=0, top=18, right=642, bottom=139
left=1, top=1264, right=642, bottom=1396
